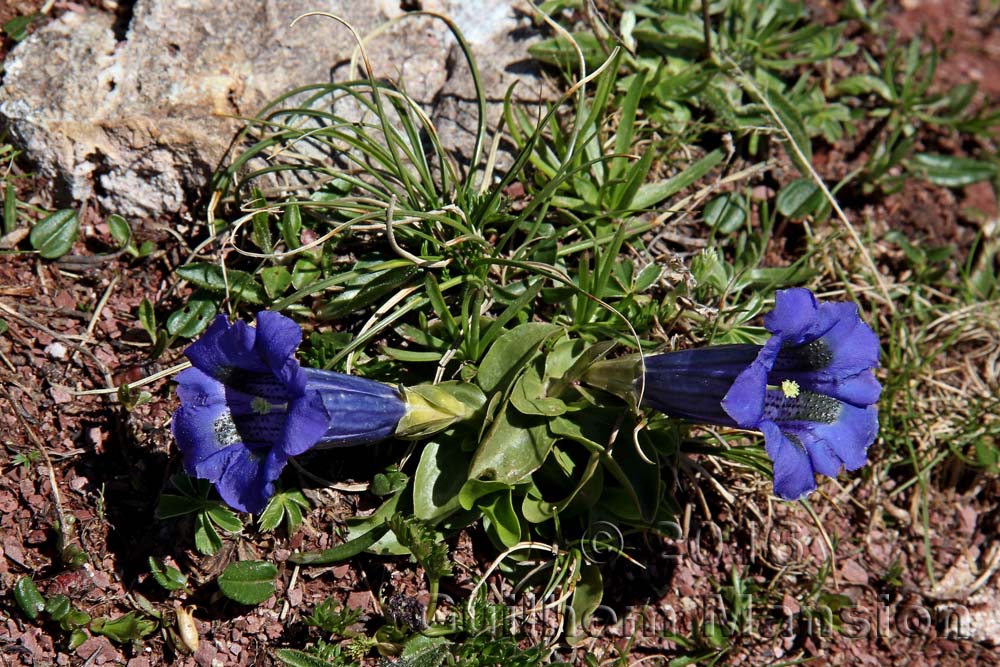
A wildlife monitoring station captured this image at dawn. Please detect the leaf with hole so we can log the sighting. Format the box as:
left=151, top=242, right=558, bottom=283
left=165, top=298, right=217, bottom=338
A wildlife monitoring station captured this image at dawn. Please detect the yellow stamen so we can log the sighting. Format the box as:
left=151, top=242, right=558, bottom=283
left=781, top=379, right=800, bottom=398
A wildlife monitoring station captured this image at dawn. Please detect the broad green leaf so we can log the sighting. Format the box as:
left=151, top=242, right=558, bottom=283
left=398, top=635, right=451, bottom=667
left=566, top=564, right=603, bottom=644
left=175, top=263, right=268, bottom=304
left=476, top=322, right=561, bottom=395
left=217, top=561, right=278, bottom=605
left=194, top=512, right=223, bottom=555
left=703, top=193, right=746, bottom=233
left=509, top=366, right=566, bottom=416
left=3, top=13, right=43, bottom=41
left=291, top=256, right=321, bottom=290
left=29, top=209, right=78, bottom=259
left=45, top=595, right=72, bottom=621
left=458, top=478, right=511, bottom=510
left=469, top=403, right=555, bottom=484
left=14, top=576, right=45, bottom=620
left=320, top=265, right=418, bottom=320
left=107, top=214, right=132, bottom=249
left=165, top=298, right=217, bottom=338
left=911, top=153, right=997, bottom=187
left=371, top=467, right=410, bottom=497
left=776, top=179, right=823, bottom=219
left=413, top=441, right=467, bottom=522
left=90, top=612, right=156, bottom=643
left=260, top=266, right=292, bottom=299
left=479, top=490, right=521, bottom=548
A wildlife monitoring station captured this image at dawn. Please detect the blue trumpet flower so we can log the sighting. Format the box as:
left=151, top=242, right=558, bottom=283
left=602, top=288, right=881, bottom=500
left=171, top=311, right=406, bottom=513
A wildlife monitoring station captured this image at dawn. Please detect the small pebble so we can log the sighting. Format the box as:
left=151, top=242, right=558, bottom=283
left=45, top=342, right=68, bottom=360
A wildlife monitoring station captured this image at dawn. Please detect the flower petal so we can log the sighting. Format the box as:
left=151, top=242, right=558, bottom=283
left=214, top=446, right=288, bottom=514
left=282, top=390, right=333, bottom=456
left=184, top=315, right=268, bottom=380
left=805, top=402, right=877, bottom=472
left=761, top=421, right=817, bottom=500
left=790, top=369, right=882, bottom=408
left=254, top=311, right=305, bottom=391
left=722, top=337, right=783, bottom=428
left=764, top=288, right=824, bottom=343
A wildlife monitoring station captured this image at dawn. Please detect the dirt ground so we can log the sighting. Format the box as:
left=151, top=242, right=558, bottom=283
left=1, top=1, right=999, bottom=666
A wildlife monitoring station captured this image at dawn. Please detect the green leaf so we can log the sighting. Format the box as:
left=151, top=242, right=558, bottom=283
left=320, top=265, right=419, bottom=320
left=509, top=366, right=566, bottom=416
left=764, top=87, right=813, bottom=172
left=469, top=403, right=555, bottom=484
left=274, top=649, right=335, bottom=667
left=3, top=13, right=43, bottom=41
left=206, top=504, right=244, bottom=533
left=398, top=636, right=451, bottom=667
left=257, top=488, right=310, bottom=533
left=413, top=441, right=468, bottom=522
left=45, top=595, right=72, bottom=622
left=388, top=514, right=453, bottom=580
left=776, top=178, right=823, bottom=219
left=217, top=561, right=278, bottom=605
left=137, top=298, right=156, bottom=339
left=90, top=612, right=157, bottom=643
left=194, top=512, right=223, bottom=555
left=476, top=322, right=561, bottom=395
left=261, top=266, right=292, bottom=299
left=14, top=577, right=46, bottom=620
left=833, top=74, right=894, bottom=101
left=910, top=153, right=998, bottom=188
left=566, top=564, right=603, bottom=643
left=479, top=490, right=521, bottom=548
left=29, top=209, right=79, bottom=259
left=165, top=298, right=217, bottom=338
left=175, top=263, right=268, bottom=304
left=148, top=557, right=188, bottom=591
left=632, top=149, right=724, bottom=210
left=290, top=524, right=391, bottom=565
left=280, top=202, right=302, bottom=250
left=291, top=256, right=322, bottom=290
left=3, top=181, right=17, bottom=235
left=703, top=193, right=746, bottom=233
left=107, top=214, right=132, bottom=249
left=372, top=467, right=409, bottom=497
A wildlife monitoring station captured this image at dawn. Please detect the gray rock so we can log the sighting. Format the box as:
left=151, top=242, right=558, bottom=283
left=0, top=0, right=546, bottom=219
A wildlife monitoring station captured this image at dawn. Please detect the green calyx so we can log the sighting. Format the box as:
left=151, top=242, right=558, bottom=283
left=581, top=354, right=643, bottom=410
left=396, top=382, right=487, bottom=439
